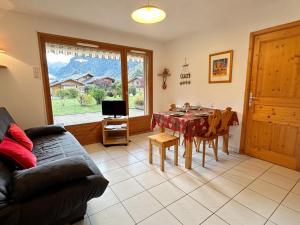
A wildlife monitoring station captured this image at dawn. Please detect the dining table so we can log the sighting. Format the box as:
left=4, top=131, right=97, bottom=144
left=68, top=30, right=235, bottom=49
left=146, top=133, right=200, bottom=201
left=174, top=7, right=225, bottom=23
left=151, top=107, right=239, bottom=169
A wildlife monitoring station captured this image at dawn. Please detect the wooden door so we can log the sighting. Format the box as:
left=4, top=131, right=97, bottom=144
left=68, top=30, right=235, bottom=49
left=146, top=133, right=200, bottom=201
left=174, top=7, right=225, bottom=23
left=242, top=21, right=300, bottom=170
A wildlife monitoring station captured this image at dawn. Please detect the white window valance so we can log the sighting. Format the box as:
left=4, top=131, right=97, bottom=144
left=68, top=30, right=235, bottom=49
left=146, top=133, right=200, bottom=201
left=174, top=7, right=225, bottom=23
left=45, top=43, right=144, bottom=62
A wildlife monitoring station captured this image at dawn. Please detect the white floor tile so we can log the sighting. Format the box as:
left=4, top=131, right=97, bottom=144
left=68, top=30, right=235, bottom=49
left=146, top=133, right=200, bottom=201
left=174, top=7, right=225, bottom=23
left=167, top=195, right=212, bottom=225
left=124, top=162, right=151, bottom=176
left=265, top=221, right=277, bottom=225
left=190, top=185, right=230, bottom=212
left=260, top=171, right=297, bottom=190
left=123, top=192, right=163, bottom=223
left=149, top=181, right=185, bottom=206
left=103, top=168, right=131, bottom=185
left=201, top=215, right=229, bottom=225
left=222, top=168, right=255, bottom=186
left=292, top=181, right=300, bottom=195
left=270, top=205, right=300, bottom=225
left=187, top=166, right=220, bottom=183
left=87, top=188, right=119, bottom=215
left=170, top=172, right=204, bottom=193
left=138, top=209, right=181, bottom=225
left=135, top=170, right=166, bottom=189
left=132, top=150, right=148, bottom=160
left=207, top=176, right=244, bottom=198
left=154, top=165, right=184, bottom=179
left=234, top=189, right=278, bottom=218
left=248, top=179, right=289, bottom=203
left=269, top=165, right=300, bottom=181
left=89, top=151, right=112, bottom=163
left=216, top=200, right=266, bottom=225
left=111, top=178, right=145, bottom=201
left=114, top=155, right=139, bottom=167
left=96, top=160, right=121, bottom=173
left=106, top=148, right=130, bottom=159
left=282, top=192, right=300, bottom=213
left=73, top=217, right=91, bottom=225
left=246, top=158, right=273, bottom=170
left=89, top=203, right=135, bottom=225
left=233, top=162, right=266, bottom=178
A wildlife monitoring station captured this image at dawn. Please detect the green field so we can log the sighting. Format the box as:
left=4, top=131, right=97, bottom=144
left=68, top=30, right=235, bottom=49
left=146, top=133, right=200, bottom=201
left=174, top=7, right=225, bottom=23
left=52, top=95, right=141, bottom=116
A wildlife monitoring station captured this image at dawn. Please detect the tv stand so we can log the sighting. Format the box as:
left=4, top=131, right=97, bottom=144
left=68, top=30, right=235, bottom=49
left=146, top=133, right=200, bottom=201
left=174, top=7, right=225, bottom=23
left=102, top=117, right=129, bottom=146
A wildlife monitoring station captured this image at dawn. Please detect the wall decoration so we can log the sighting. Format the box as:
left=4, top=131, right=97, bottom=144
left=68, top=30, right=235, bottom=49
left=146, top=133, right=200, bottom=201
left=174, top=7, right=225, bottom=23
left=158, top=68, right=171, bottom=89
left=209, top=50, right=233, bottom=83
left=180, top=57, right=191, bottom=86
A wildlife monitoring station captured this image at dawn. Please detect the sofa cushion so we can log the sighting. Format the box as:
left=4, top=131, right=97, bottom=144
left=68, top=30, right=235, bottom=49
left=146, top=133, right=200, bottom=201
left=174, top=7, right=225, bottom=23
left=0, top=108, right=15, bottom=142
left=7, top=124, right=33, bottom=151
left=32, top=132, right=100, bottom=175
left=12, top=156, right=95, bottom=201
left=0, top=160, right=12, bottom=203
left=25, top=125, right=66, bottom=140
left=0, top=137, right=37, bottom=169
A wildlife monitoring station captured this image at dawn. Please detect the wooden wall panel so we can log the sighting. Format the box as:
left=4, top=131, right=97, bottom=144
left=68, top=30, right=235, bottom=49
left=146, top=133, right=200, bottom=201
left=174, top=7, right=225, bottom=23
left=66, top=116, right=152, bottom=145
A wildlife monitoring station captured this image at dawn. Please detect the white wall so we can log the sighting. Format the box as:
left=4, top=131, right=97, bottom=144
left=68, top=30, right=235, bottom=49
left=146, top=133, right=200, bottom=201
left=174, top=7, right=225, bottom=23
left=163, top=14, right=300, bottom=151
left=0, top=10, right=165, bottom=129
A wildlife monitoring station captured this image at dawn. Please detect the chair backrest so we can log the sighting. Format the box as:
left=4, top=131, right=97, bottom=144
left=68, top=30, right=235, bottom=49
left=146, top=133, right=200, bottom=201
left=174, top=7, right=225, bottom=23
left=184, top=102, right=190, bottom=108
left=205, top=109, right=222, bottom=138
left=169, top=104, right=176, bottom=111
left=218, top=107, right=233, bottom=133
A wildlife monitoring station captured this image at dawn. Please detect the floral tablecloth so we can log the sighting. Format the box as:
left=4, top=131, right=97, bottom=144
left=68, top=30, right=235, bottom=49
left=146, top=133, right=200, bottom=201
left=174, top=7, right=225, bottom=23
left=151, top=108, right=239, bottom=140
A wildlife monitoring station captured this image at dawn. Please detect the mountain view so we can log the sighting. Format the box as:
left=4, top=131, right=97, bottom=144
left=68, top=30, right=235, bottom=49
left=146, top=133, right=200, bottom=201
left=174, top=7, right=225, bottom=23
left=47, top=56, right=143, bottom=82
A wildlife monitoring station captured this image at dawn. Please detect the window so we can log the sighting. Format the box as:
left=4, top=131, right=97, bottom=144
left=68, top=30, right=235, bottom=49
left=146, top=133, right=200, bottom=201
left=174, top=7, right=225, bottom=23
left=46, top=43, right=122, bottom=125
left=38, top=33, right=153, bottom=127
left=127, top=52, right=148, bottom=117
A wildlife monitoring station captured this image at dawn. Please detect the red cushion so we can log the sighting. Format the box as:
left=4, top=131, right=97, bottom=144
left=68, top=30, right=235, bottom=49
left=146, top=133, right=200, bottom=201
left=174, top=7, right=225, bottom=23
left=7, top=123, right=33, bottom=151
left=0, top=136, right=36, bottom=169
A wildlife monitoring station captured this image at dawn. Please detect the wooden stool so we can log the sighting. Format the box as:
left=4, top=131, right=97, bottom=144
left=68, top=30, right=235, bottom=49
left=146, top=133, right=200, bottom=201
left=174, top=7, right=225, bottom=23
left=148, top=133, right=179, bottom=171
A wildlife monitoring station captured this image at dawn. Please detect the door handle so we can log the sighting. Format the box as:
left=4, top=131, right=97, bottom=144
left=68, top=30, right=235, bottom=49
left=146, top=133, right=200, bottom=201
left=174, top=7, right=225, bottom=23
left=249, top=92, right=253, bottom=107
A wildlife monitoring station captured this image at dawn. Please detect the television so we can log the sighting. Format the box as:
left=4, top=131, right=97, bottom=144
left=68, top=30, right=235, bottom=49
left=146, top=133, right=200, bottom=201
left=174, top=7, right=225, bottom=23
left=102, top=100, right=127, bottom=118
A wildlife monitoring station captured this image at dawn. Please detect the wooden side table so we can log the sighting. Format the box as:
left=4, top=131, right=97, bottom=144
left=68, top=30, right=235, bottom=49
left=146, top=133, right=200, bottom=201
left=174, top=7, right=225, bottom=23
left=102, top=117, right=129, bottom=146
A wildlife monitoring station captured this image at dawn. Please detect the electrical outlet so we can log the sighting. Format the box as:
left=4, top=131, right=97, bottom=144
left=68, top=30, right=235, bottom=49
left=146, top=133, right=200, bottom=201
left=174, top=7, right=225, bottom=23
left=33, top=66, right=41, bottom=79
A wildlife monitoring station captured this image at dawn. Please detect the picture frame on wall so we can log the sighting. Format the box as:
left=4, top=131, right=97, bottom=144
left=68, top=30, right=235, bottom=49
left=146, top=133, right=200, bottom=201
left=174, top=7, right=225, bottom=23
left=209, top=50, right=233, bottom=83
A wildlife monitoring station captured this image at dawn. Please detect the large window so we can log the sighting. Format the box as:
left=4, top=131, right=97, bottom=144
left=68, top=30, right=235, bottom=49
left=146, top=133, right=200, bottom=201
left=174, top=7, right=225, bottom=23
left=127, top=52, right=148, bottom=117
left=39, top=34, right=153, bottom=126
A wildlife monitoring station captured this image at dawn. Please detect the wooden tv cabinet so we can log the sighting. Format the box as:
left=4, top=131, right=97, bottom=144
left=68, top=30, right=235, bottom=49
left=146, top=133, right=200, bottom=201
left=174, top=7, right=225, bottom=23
left=102, top=117, right=129, bottom=146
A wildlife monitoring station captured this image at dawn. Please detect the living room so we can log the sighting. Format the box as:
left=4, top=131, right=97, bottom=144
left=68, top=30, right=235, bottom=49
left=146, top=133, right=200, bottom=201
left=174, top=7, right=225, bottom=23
left=0, top=1, right=300, bottom=225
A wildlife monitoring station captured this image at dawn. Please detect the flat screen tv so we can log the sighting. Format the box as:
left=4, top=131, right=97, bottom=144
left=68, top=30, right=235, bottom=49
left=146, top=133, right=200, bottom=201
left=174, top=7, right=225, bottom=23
left=102, top=100, right=127, bottom=118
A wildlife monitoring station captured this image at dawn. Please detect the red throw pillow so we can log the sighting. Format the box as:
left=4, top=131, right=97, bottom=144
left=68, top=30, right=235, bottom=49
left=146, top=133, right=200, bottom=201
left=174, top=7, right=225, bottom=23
left=0, top=136, right=37, bottom=169
left=7, top=123, right=33, bottom=151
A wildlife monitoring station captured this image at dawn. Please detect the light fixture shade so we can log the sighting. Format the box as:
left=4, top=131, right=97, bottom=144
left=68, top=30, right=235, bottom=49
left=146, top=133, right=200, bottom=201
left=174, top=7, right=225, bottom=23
left=0, top=49, right=6, bottom=53
left=131, top=5, right=166, bottom=24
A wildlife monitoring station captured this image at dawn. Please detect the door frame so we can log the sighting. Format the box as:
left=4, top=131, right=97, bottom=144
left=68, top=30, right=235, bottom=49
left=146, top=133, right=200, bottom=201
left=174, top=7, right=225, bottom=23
left=239, top=20, right=300, bottom=153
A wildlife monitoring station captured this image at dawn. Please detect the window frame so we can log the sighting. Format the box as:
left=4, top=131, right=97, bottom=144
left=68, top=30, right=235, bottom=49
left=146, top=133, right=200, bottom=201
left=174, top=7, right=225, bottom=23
left=38, top=32, right=153, bottom=126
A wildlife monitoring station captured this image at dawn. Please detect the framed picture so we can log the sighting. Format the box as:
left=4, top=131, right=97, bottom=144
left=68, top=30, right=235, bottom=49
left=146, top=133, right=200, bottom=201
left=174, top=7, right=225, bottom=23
left=209, top=50, right=233, bottom=83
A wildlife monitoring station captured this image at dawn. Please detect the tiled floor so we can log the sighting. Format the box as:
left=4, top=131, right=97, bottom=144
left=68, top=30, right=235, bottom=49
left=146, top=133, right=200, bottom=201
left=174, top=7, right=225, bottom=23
left=74, top=131, right=300, bottom=225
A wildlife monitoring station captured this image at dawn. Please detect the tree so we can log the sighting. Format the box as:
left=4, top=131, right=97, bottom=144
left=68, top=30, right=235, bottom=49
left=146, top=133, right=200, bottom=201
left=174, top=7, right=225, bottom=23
left=90, top=87, right=105, bottom=104
left=67, top=88, right=79, bottom=98
left=56, top=89, right=69, bottom=99
left=77, top=93, right=94, bottom=106
left=129, top=86, right=137, bottom=96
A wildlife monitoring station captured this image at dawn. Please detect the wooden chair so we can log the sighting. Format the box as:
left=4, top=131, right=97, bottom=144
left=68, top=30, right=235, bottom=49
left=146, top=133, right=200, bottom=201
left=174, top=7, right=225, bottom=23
left=195, top=110, right=222, bottom=167
left=169, top=103, right=182, bottom=145
left=148, top=133, right=179, bottom=172
left=169, top=104, right=177, bottom=111
left=216, top=107, right=233, bottom=155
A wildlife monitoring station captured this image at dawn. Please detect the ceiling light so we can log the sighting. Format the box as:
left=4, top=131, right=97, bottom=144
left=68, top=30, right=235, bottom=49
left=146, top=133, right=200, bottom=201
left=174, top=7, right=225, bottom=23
left=131, top=1, right=166, bottom=24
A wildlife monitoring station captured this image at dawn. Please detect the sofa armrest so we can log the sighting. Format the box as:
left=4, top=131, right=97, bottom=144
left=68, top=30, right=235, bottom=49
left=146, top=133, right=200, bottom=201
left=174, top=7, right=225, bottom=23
left=24, top=125, right=66, bottom=139
left=12, top=156, right=94, bottom=201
